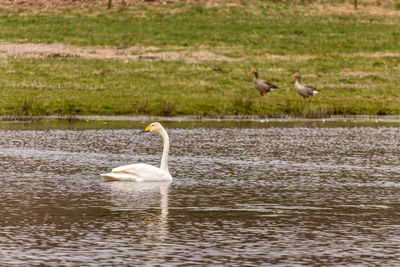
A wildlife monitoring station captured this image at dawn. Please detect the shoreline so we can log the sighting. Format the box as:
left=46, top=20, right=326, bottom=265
left=2, top=114, right=400, bottom=123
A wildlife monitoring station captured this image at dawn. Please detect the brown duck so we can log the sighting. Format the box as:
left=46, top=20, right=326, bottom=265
left=249, top=69, right=279, bottom=96
left=292, top=73, right=319, bottom=100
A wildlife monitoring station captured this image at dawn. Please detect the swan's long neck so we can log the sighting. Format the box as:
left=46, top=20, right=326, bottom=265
left=159, top=128, right=169, bottom=173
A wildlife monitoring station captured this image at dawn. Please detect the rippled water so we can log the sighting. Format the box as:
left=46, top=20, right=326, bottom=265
left=0, top=120, right=399, bottom=266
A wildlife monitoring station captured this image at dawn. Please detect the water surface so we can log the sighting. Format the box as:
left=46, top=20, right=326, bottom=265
left=0, top=119, right=399, bottom=266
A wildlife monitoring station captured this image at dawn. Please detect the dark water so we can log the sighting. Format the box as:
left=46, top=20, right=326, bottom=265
left=0, top=119, right=399, bottom=266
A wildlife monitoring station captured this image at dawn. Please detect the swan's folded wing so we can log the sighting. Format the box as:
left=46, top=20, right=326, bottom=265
left=112, top=163, right=157, bottom=174
left=112, top=163, right=143, bottom=173
left=100, top=172, right=144, bottom=182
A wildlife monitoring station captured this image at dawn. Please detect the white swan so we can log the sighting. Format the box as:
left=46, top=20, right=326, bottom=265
left=101, top=122, right=172, bottom=182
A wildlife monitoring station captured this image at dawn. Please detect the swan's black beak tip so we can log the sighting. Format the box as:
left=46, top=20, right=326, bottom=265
left=139, top=129, right=146, bottom=133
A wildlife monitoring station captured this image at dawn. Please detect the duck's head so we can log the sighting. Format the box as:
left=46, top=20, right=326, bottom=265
left=143, top=122, right=163, bottom=134
left=249, top=68, right=258, bottom=75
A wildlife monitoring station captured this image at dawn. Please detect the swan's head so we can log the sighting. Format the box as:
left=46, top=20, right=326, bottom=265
left=144, top=122, right=164, bottom=134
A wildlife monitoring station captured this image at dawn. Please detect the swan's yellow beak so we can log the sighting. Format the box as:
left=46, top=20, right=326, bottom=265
left=144, top=125, right=152, bottom=132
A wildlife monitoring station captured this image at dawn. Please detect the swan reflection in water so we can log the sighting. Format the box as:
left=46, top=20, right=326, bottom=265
left=105, top=181, right=171, bottom=243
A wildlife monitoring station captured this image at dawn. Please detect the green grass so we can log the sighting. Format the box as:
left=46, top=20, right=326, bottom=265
left=1, top=5, right=399, bottom=55
left=0, top=3, right=399, bottom=117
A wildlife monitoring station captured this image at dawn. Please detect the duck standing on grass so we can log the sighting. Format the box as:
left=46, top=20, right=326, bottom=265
left=292, top=73, right=319, bottom=102
left=249, top=69, right=279, bottom=96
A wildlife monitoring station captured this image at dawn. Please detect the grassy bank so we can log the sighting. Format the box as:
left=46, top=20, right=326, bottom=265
left=0, top=3, right=399, bottom=117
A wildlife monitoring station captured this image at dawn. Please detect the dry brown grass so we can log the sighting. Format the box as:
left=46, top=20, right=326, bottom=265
left=2, top=43, right=399, bottom=64
left=0, top=0, right=260, bottom=10
left=0, top=43, right=240, bottom=62
left=0, top=43, right=315, bottom=62
left=319, top=83, right=382, bottom=89
left=304, top=1, right=400, bottom=16
left=339, top=71, right=389, bottom=78
left=339, top=52, right=400, bottom=58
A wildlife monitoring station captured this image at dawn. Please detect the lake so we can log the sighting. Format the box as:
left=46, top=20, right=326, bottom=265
left=0, top=118, right=399, bottom=266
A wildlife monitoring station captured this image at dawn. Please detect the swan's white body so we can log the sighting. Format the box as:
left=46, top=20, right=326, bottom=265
left=101, top=122, right=172, bottom=182
left=102, top=163, right=172, bottom=182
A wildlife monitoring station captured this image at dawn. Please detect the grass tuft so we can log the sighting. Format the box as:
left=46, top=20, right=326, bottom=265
left=16, top=97, right=47, bottom=116
left=156, top=100, right=176, bottom=116
left=231, top=96, right=255, bottom=114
